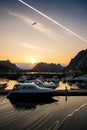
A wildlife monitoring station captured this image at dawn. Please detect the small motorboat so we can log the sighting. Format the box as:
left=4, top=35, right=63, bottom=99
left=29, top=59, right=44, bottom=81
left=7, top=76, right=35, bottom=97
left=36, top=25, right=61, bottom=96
left=18, top=78, right=58, bottom=89
left=7, top=83, right=57, bottom=101
left=74, top=74, right=87, bottom=88
left=66, top=75, right=74, bottom=82
left=18, top=75, right=30, bottom=82
left=0, top=83, right=7, bottom=90
left=52, top=76, right=60, bottom=84
left=74, top=74, right=87, bottom=82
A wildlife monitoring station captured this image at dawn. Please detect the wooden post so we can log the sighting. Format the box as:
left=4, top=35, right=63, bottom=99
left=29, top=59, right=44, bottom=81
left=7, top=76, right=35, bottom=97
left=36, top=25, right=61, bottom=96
left=65, top=86, right=67, bottom=91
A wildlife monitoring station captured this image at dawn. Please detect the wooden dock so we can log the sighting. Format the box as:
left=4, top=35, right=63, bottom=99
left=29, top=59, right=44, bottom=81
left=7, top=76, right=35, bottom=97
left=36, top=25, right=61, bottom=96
left=55, top=89, right=87, bottom=96
left=1, top=89, right=87, bottom=96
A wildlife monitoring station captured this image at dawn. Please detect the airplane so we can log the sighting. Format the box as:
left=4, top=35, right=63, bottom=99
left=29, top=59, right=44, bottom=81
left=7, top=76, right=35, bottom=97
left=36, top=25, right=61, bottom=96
left=32, top=22, right=37, bottom=25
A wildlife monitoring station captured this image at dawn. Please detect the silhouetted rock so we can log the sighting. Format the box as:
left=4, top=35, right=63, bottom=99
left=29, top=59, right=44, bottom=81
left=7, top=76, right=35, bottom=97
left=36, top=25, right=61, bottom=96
left=66, top=49, right=87, bottom=75
left=0, top=60, right=20, bottom=72
left=32, top=62, right=64, bottom=72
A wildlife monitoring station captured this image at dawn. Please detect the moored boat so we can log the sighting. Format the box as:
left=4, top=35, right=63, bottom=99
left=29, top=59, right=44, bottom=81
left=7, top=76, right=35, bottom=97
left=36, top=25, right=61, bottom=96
left=7, top=83, right=57, bottom=101
left=0, top=83, right=7, bottom=90
left=18, top=78, right=58, bottom=89
left=74, top=74, right=87, bottom=82
left=74, top=74, right=87, bottom=88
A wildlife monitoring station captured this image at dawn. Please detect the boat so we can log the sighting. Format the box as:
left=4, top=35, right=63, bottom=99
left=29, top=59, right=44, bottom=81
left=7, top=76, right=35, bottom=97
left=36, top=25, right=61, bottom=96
left=61, top=75, right=74, bottom=83
left=52, top=76, right=60, bottom=84
left=18, top=75, right=30, bottom=82
left=7, top=83, right=57, bottom=101
left=65, top=75, right=74, bottom=82
left=74, top=74, right=87, bottom=88
left=18, top=77, right=58, bottom=89
left=65, top=70, right=75, bottom=83
left=37, top=75, right=44, bottom=82
left=74, top=74, right=87, bottom=82
left=42, top=81, right=58, bottom=89
left=0, top=83, right=7, bottom=90
left=29, top=79, right=58, bottom=89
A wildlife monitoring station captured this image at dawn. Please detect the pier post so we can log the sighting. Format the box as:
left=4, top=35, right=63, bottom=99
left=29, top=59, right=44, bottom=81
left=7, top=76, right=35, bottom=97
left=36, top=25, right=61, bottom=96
left=65, top=86, right=68, bottom=101
left=65, top=86, right=67, bottom=91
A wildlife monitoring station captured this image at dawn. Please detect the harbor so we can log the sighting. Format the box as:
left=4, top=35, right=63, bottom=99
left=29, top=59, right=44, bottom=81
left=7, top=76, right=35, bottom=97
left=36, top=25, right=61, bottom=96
left=0, top=94, right=87, bottom=130
left=0, top=0, right=87, bottom=129
left=0, top=78, right=87, bottom=130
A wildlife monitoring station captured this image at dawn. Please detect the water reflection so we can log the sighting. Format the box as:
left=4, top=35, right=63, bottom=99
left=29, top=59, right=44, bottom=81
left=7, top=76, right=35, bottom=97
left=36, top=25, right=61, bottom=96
left=8, top=98, right=58, bottom=110
left=58, top=81, right=80, bottom=90
left=0, top=78, right=18, bottom=90
left=0, top=94, right=87, bottom=130
left=0, top=78, right=81, bottom=90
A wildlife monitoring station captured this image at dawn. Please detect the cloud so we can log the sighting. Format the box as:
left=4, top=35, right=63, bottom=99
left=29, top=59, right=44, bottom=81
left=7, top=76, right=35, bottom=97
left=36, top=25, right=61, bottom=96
left=18, top=0, right=87, bottom=43
left=33, top=22, right=60, bottom=40
left=8, top=11, right=60, bottom=40
left=21, top=42, right=51, bottom=52
left=8, top=11, right=33, bottom=25
left=64, top=31, right=72, bottom=36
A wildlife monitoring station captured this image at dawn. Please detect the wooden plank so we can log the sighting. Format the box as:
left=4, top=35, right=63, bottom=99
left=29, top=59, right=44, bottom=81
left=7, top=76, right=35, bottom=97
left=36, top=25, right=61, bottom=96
left=0, top=89, right=87, bottom=96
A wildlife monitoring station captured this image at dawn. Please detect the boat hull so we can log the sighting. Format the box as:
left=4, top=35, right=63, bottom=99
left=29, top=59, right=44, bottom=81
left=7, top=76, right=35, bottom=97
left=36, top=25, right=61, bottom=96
left=0, top=83, right=7, bottom=90
left=7, top=91, right=57, bottom=101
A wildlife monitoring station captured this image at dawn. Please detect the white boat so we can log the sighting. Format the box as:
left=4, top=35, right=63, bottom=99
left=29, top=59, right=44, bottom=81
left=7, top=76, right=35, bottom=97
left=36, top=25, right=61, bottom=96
left=66, top=75, right=74, bottom=82
left=29, top=79, right=58, bottom=89
left=61, top=76, right=74, bottom=83
left=18, top=75, right=30, bottom=82
left=74, top=74, right=87, bottom=82
left=18, top=78, right=58, bottom=89
left=52, top=76, right=60, bottom=84
left=76, top=81, right=87, bottom=88
left=37, top=75, right=44, bottom=82
left=74, top=74, right=87, bottom=88
left=0, top=83, right=7, bottom=90
left=61, top=77, right=66, bottom=83
left=7, top=83, right=57, bottom=101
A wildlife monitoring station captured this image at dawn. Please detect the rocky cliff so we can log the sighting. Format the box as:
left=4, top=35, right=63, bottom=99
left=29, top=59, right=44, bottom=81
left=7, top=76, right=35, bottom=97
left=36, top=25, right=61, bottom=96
left=0, top=60, right=20, bottom=72
left=66, top=49, right=87, bottom=74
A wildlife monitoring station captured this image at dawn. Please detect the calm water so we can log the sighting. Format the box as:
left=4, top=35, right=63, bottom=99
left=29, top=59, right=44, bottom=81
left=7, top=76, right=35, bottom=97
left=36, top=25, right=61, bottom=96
left=0, top=79, right=87, bottom=130
left=0, top=78, right=80, bottom=90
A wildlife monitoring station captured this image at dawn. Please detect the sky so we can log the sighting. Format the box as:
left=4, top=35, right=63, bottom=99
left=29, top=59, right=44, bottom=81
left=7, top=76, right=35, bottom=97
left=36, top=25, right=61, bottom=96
left=0, top=0, right=87, bottom=65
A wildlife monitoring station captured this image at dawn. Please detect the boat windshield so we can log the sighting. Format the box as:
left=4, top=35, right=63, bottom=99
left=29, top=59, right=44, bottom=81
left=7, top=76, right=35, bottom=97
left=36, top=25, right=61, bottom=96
left=13, top=84, right=20, bottom=90
left=13, top=84, right=38, bottom=90
left=21, top=85, right=36, bottom=89
left=35, top=81, right=43, bottom=85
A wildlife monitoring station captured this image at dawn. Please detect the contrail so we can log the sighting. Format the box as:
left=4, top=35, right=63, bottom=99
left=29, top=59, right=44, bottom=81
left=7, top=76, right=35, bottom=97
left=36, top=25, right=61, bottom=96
left=18, top=0, right=87, bottom=43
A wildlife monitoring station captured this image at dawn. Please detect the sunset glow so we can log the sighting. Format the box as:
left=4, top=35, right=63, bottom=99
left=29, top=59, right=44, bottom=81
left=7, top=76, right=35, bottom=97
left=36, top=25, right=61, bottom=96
left=29, top=57, right=37, bottom=64
left=0, top=0, right=87, bottom=65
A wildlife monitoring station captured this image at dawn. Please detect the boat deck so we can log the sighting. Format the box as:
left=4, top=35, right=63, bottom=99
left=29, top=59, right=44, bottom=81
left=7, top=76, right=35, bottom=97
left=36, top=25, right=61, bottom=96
left=1, top=89, right=87, bottom=96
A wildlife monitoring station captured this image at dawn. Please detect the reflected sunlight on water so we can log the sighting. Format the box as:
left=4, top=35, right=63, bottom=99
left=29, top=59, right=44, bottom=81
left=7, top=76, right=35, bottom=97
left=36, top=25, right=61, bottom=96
left=57, top=81, right=80, bottom=90
left=0, top=78, right=87, bottom=130
left=0, top=94, right=87, bottom=130
left=0, top=78, right=18, bottom=90
left=0, top=78, right=80, bottom=91
left=7, top=80, right=18, bottom=90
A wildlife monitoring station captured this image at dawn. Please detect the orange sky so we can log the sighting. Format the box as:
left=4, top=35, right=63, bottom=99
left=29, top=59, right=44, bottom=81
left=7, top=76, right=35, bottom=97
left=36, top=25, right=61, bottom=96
left=0, top=0, right=87, bottom=65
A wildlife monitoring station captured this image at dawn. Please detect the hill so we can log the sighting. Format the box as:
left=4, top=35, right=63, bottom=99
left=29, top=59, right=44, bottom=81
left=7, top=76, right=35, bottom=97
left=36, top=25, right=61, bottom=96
left=66, top=49, right=87, bottom=75
left=32, top=62, right=65, bottom=72
left=16, top=63, right=36, bottom=70
left=0, top=60, right=20, bottom=72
